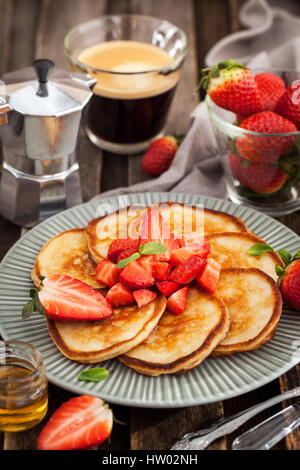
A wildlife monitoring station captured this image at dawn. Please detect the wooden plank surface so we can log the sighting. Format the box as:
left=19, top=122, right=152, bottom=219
left=0, top=0, right=299, bottom=451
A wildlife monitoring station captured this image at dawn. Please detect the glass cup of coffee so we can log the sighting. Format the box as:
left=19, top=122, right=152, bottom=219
left=64, top=15, right=188, bottom=154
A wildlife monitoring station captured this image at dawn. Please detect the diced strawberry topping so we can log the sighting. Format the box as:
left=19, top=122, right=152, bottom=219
left=107, top=238, right=140, bottom=263
left=167, top=286, right=189, bottom=315
left=119, top=260, right=155, bottom=290
left=37, top=395, right=113, bottom=450
left=106, top=282, right=135, bottom=308
left=133, top=289, right=157, bottom=308
left=181, top=235, right=211, bottom=259
left=153, top=262, right=173, bottom=280
left=138, top=255, right=154, bottom=274
left=116, top=246, right=138, bottom=263
left=155, top=280, right=181, bottom=296
left=197, top=258, right=221, bottom=295
left=38, top=275, right=113, bottom=321
left=169, top=247, right=197, bottom=267
left=95, top=259, right=120, bottom=287
left=169, top=255, right=207, bottom=284
left=139, top=209, right=181, bottom=262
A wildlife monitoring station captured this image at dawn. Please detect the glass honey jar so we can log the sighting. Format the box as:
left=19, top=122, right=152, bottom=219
left=0, top=340, right=48, bottom=432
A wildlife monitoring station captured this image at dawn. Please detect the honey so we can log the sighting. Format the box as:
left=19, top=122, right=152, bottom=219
left=0, top=341, right=48, bottom=432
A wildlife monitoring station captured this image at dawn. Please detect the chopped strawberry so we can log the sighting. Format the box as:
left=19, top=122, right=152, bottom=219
left=95, top=259, right=119, bottom=287
left=38, top=275, right=113, bottom=321
left=169, top=247, right=197, bottom=267
left=155, top=280, right=181, bottom=296
left=116, top=246, right=138, bottom=263
left=107, top=238, right=140, bottom=263
left=139, top=209, right=181, bottom=262
left=138, top=255, right=154, bottom=274
left=37, top=395, right=113, bottom=450
left=119, top=260, right=155, bottom=290
left=139, top=209, right=171, bottom=245
left=197, top=258, right=221, bottom=295
left=181, top=235, right=211, bottom=259
left=169, top=255, right=207, bottom=284
left=153, top=262, right=173, bottom=280
left=133, top=289, right=157, bottom=308
left=106, top=282, right=135, bottom=308
left=167, top=286, right=189, bottom=315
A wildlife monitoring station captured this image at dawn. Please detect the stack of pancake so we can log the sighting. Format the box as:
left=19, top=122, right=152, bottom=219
left=32, top=203, right=283, bottom=376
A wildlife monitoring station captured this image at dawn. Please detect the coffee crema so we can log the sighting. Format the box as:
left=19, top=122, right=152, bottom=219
left=78, top=40, right=179, bottom=99
left=77, top=40, right=180, bottom=146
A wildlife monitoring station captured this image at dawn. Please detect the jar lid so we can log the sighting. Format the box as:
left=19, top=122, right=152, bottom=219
left=0, top=59, right=96, bottom=117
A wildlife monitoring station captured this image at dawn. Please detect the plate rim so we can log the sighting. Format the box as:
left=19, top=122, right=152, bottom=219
left=0, top=191, right=299, bottom=408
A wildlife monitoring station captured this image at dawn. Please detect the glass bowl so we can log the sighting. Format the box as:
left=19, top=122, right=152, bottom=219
left=206, top=69, right=300, bottom=216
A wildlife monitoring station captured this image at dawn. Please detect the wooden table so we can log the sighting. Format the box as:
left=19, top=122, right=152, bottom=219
left=0, top=0, right=299, bottom=451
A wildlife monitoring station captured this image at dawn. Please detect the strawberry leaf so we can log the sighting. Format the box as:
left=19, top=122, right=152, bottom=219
left=292, top=250, right=300, bottom=261
left=139, top=242, right=167, bottom=256
left=275, top=264, right=285, bottom=279
left=78, top=367, right=109, bottom=383
left=247, top=243, right=274, bottom=256
left=278, top=249, right=292, bottom=267
left=116, top=252, right=140, bottom=268
left=22, top=288, right=45, bottom=320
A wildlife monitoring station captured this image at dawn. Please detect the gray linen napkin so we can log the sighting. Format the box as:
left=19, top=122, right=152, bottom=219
left=92, top=0, right=300, bottom=202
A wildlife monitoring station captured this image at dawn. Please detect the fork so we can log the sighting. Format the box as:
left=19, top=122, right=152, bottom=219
left=170, top=387, right=300, bottom=450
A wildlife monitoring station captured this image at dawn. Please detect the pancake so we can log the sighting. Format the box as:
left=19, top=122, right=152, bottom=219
left=86, top=203, right=248, bottom=263
left=207, top=232, right=284, bottom=281
left=212, top=268, right=282, bottom=356
left=120, top=286, right=230, bottom=376
left=31, top=229, right=101, bottom=289
left=47, top=294, right=167, bottom=363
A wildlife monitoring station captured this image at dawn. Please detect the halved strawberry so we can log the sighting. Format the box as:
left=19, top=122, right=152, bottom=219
left=38, top=275, right=113, bottom=321
left=106, top=282, right=135, bottom=308
left=95, top=259, right=119, bottom=287
left=197, top=258, right=221, bottom=294
left=38, top=274, right=113, bottom=321
left=107, top=238, right=140, bottom=263
left=153, top=262, right=173, bottom=280
left=133, top=289, right=157, bottom=308
left=155, top=280, right=181, bottom=296
left=37, top=395, right=113, bottom=450
left=167, top=286, right=189, bottom=315
left=169, top=255, right=207, bottom=284
left=119, top=260, right=155, bottom=290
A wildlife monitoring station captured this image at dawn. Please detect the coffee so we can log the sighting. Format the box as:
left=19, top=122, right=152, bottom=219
left=78, top=41, right=180, bottom=148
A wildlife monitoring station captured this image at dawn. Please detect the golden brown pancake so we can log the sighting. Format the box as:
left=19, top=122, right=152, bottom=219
left=85, top=203, right=248, bottom=263
left=47, top=294, right=167, bottom=363
left=120, top=286, right=230, bottom=376
left=31, top=229, right=101, bottom=289
left=212, top=268, right=282, bottom=356
left=207, top=232, right=284, bottom=281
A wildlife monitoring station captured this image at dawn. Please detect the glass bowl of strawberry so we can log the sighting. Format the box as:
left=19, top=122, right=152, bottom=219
left=202, top=60, right=300, bottom=216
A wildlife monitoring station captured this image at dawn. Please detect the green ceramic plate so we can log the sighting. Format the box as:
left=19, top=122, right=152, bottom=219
left=0, top=192, right=299, bottom=408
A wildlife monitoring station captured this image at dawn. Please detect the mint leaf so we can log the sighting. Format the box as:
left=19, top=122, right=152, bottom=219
left=78, top=367, right=109, bottom=383
left=22, top=299, right=35, bottom=320
left=292, top=250, right=300, bottom=261
left=116, top=252, right=140, bottom=268
left=247, top=243, right=274, bottom=256
left=139, top=242, right=167, bottom=256
left=278, top=249, right=292, bottom=267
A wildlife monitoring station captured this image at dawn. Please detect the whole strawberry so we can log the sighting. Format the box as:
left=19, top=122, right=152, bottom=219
left=254, top=73, right=286, bottom=111
left=279, top=259, right=300, bottom=311
left=236, top=111, right=297, bottom=162
left=199, top=60, right=262, bottom=116
left=275, top=82, right=300, bottom=128
left=228, top=153, right=288, bottom=194
left=141, top=135, right=181, bottom=176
